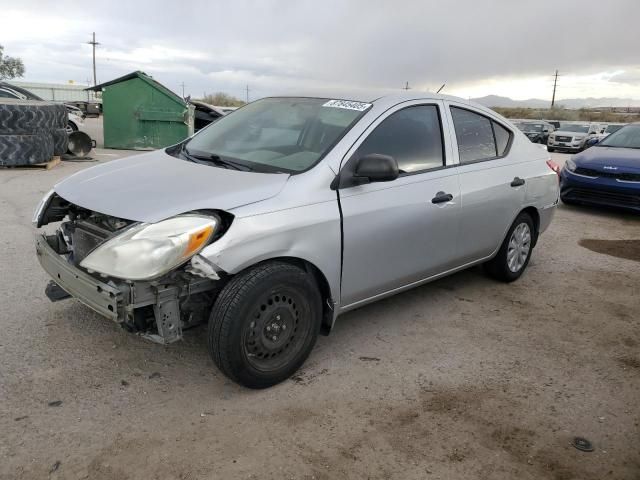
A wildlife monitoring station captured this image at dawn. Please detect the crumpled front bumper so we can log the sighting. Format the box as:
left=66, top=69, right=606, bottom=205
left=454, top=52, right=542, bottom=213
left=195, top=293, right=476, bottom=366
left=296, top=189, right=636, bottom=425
left=35, top=233, right=122, bottom=320
left=35, top=233, right=218, bottom=343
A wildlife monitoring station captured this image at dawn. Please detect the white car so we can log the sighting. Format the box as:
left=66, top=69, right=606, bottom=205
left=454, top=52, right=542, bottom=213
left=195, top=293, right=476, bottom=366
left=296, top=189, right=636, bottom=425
left=67, top=111, right=84, bottom=134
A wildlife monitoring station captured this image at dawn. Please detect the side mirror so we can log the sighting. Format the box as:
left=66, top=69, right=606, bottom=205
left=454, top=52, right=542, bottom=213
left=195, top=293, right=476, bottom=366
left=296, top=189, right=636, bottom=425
left=354, top=154, right=399, bottom=182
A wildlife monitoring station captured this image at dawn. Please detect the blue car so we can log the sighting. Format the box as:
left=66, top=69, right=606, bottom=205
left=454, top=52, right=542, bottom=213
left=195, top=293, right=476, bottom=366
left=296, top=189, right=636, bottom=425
left=560, top=123, right=640, bottom=212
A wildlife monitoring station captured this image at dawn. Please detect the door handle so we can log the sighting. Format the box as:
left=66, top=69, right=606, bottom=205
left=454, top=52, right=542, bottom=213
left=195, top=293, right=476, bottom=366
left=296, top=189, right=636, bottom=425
left=510, top=177, right=525, bottom=187
left=432, top=192, right=453, bottom=204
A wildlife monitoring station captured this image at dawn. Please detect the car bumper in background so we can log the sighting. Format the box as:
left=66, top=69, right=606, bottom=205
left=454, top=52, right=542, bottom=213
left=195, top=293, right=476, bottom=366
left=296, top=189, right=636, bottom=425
left=560, top=169, right=640, bottom=212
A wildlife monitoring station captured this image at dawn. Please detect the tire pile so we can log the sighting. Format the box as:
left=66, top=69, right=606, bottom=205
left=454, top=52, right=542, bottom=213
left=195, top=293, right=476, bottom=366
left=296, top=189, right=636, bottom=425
left=0, top=99, right=68, bottom=166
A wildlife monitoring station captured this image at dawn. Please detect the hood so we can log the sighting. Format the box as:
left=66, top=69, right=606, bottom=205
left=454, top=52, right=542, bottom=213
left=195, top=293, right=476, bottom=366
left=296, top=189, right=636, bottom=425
left=574, top=146, right=640, bottom=172
left=54, top=150, right=290, bottom=223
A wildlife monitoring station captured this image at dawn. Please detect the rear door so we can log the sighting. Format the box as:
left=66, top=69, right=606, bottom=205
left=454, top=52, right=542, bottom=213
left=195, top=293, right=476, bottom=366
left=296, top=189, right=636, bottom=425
left=338, top=101, right=461, bottom=308
left=445, top=103, right=525, bottom=264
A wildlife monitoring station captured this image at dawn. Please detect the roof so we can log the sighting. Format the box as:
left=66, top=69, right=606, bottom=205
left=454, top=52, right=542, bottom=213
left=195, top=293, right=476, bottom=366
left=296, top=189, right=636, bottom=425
left=85, top=71, right=184, bottom=103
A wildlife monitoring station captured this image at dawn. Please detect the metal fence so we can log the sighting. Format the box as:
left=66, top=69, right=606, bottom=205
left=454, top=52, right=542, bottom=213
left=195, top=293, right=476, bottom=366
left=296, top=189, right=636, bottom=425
left=10, top=81, right=100, bottom=103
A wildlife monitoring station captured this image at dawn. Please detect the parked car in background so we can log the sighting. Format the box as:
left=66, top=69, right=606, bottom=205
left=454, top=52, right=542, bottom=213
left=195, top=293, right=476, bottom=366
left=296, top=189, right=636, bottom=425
left=544, top=120, right=561, bottom=130
left=584, top=123, right=627, bottom=148
left=513, top=120, right=554, bottom=144
left=560, top=123, right=640, bottom=212
left=547, top=123, right=596, bottom=152
left=190, top=100, right=225, bottom=132
left=34, top=92, right=559, bottom=388
left=0, top=81, right=84, bottom=134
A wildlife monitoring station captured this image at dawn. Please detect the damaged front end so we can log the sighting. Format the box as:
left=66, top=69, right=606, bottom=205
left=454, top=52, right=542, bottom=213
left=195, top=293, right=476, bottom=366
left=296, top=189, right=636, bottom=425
left=34, top=192, right=230, bottom=344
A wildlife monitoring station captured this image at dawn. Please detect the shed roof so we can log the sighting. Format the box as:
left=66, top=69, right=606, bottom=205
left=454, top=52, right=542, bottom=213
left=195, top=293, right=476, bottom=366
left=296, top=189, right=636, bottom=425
left=85, top=71, right=183, bottom=103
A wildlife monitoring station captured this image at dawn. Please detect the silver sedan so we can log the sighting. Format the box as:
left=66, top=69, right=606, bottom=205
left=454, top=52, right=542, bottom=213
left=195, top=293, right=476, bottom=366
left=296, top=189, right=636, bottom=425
left=35, top=91, right=560, bottom=388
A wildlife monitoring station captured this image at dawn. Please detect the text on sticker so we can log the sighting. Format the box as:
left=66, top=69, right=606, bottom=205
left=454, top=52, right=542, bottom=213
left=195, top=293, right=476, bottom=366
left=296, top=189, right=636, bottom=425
left=322, top=100, right=372, bottom=112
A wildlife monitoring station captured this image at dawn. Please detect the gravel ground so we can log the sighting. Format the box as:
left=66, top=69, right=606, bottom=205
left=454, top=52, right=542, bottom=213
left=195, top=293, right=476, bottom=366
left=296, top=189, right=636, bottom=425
left=1, top=152, right=638, bottom=480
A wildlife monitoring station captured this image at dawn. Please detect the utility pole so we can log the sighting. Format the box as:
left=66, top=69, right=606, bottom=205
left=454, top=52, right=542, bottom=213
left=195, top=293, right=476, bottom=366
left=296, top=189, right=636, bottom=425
left=403, top=81, right=411, bottom=90
left=551, top=70, right=559, bottom=109
left=179, top=82, right=186, bottom=98
left=245, top=84, right=250, bottom=103
left=87, top=32, right=100, bottom=87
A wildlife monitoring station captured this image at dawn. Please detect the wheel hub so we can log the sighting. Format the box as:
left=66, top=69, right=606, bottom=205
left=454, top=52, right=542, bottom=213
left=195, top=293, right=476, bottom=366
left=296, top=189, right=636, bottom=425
left=507, top=222, right=531, bottom=273
left=244, top=293, right=302, bottom=368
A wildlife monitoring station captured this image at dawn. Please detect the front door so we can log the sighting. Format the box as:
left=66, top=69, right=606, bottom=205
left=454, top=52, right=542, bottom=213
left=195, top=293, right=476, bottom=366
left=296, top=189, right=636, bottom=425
left=338, top=103, right=461, bottom=308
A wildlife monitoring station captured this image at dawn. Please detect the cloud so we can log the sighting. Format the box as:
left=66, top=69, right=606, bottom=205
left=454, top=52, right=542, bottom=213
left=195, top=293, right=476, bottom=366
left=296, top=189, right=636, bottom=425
left=4, top=0, right=640, bottom=99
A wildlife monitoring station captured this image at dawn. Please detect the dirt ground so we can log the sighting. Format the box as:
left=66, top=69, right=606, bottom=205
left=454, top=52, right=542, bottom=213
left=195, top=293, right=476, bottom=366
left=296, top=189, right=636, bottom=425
left=1, top=152, right=639, bottom=480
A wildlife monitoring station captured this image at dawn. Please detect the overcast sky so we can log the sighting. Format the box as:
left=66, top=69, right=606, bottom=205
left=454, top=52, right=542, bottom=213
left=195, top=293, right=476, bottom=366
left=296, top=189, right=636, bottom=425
left=3, top=0, right=640, bottom=102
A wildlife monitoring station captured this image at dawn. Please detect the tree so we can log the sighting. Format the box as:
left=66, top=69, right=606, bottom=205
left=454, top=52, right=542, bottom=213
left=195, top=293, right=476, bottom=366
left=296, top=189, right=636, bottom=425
left=199, top=92, right=245, bottom=107
left=0, top=45, right=25, bottom=80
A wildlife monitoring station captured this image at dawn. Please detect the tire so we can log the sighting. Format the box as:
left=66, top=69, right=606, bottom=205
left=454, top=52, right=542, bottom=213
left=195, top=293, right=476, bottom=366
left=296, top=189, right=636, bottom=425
left=484, top=212, right=535, bottom=283
left=0, top=101, right=67, bottom=133
left=208, top=261, right=322, bottom=389
left=51, top=128, right=68, bottom=156
left=0, top=133, right=54, bottom=166
left=547, top=147, right=555, bottom=152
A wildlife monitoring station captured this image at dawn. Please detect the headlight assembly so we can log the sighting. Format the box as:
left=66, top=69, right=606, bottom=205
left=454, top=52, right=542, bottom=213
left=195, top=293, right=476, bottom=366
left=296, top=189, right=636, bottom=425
left=80, top=214, right=218, bottom=280
left=565, top=158, right=577, bottom=172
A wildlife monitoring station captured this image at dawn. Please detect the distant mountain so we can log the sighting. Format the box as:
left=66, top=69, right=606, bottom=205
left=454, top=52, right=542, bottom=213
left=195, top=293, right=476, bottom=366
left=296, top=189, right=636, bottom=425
left=472, top=95, right=640, bottom=109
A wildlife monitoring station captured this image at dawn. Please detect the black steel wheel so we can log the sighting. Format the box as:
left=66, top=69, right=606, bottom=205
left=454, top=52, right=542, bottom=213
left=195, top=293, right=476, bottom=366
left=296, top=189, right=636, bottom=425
left=208, top=261, right=322, bottom=388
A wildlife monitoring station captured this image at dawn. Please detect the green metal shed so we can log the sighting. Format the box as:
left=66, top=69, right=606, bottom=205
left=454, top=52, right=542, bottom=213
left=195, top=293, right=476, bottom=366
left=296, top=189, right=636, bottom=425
left=87, top=71, right=194, bottom=150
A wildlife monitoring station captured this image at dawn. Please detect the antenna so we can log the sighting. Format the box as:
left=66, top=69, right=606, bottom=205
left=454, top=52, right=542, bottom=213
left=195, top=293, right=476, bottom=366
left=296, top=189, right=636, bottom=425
left=436, top=83, right=446, bottom=94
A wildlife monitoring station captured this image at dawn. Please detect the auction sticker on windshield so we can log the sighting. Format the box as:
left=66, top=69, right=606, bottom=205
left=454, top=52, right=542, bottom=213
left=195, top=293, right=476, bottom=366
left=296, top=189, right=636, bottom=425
left=323, top=100, right=372, bottom=111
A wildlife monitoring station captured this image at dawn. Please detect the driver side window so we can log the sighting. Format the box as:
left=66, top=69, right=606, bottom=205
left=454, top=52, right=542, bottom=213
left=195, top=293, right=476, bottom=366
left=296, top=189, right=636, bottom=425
left=357, top=105, right=445, bottom=174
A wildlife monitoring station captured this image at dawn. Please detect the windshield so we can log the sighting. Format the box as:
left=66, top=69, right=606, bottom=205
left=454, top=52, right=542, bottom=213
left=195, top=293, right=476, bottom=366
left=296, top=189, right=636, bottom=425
left=605, top=124, right=624, bottom=134
left=183, top=97, right=371, bottom=173
left=560, top=124, right=590, bottom=133
left=598, top=124, right=640, bottom=149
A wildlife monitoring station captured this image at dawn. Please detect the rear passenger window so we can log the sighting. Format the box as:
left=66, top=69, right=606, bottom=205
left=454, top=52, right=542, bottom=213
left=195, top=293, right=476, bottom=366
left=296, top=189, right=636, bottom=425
left=450, top=107, right=512, bottom=163
left=357, top=105, right=444, bottom=173
left=493, top=122, right=511, bottom=156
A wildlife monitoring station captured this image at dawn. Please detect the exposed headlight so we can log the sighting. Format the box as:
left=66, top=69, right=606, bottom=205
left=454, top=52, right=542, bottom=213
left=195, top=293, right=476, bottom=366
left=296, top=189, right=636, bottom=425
left=32, top=189, right=55, bottom=227
left=80, top=214, right=218, bottom=280
left=573, top=136, right=585, bottom=141
left=565, top=158, right=577, bottom=172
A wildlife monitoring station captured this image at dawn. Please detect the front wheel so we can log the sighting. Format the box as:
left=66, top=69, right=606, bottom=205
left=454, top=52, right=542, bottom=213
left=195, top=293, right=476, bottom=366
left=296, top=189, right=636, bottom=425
left=484, top=212, right=535, bottom=282
left=547, top=147, right=555, bottom=152
left=208, top=261, right=322, bottom=389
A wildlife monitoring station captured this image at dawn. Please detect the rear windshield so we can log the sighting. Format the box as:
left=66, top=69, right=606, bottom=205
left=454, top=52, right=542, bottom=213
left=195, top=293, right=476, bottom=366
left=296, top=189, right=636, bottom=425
left=598, top=124, right=640, bottom=149
left=183, top=97, right=371, bottom=173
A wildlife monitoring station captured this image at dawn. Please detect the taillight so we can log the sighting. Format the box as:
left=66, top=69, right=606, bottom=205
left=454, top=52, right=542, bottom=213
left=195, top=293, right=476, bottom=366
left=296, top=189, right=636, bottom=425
left=546, top=159, right=561, bottom=177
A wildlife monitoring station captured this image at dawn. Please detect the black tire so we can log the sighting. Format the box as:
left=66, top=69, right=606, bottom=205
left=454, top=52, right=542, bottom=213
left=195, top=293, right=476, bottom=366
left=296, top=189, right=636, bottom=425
left=51, top=128, right=68, bottom=156
left=208, top=261, right=322, bottom=389
left=547, top=147, right=555, bottom=152
left=0, top=133, right=54, bottom=166
left=484, top=212, right=535, bottom=283
left=0, top=101, right=67, bottom=133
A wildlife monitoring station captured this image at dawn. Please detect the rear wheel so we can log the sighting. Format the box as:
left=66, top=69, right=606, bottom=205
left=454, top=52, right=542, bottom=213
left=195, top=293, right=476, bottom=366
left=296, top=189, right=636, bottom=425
left=484, top=212, right=535, bottom=282
left=208, top=261, right=322, bottom=389
left=547, top=147, right=555, bottom=152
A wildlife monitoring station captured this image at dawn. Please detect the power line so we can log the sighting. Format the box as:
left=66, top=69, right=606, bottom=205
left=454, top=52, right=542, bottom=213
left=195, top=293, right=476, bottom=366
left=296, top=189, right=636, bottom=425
left=87, top=32, right=100, bottom=87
